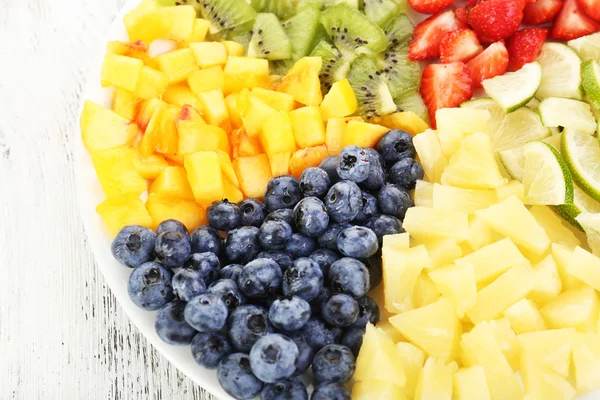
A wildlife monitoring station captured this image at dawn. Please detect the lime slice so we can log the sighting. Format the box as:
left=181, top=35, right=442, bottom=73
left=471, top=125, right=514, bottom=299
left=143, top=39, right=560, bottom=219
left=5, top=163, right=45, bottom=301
left=568, top=32, right=600, bottom=62
left=527, top=97, right=541, bottom=110
left=581, top=59, right=600, bottom=110
left=482, top=62, right=542, bottom=112
left=554, top=186, right=600, bottom=231
left=538, top=97, right=597, bottom=135
left=461, top=98, right=550, bottom=153
left=575, top=213, right=600, bottom=255
left=562, top=128, right=600, bottom=202
left=498, top=134, right=563, bottom=182
left=523, top=141, right=573, bottom=205
left=536, top=42, right=583, bottom=100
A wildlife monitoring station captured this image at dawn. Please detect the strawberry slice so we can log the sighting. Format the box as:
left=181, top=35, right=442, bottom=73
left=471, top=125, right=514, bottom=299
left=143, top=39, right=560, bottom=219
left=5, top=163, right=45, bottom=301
left=523, top=0, right=564, bottom=24
left=577, top=0, right=600, bottom=21
left=506, top=28, right=549, bottom=71
left=455, top=6, right=468, bottom=24
left=440, top=29, right=483, bottom=63
left=466, top=41, right=509, bottom=87
left=466, top=0, right=482, bottom=9
left=420, top=62, right=474, bottom=127
left=408, top=10, right=466, bottom=61
left=468, top=0, right=525, bottom=44
left=408, top=0, right=458, bottom=14
left=551, top=0, right=600, bottom=39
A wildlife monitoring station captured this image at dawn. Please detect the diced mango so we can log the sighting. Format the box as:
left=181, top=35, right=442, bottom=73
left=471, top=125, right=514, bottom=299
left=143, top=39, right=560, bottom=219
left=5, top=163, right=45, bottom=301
left=352, top=381, right=406, bottom=400
left=177, top=120, right=228, bottom=155
left=260, top=111, right=296, bottom=156
left=131, top=151, right=168, bottom=180
left=250, top=88, right=295, bottom=112
left=383, top=244, right=430, bottom=312
left=134, top=66, right=168, bottom=99
left=269, top=152, right=292, bottom=177
left=137, top=98, right=165, bottom=131
left=221, top=40, right=245, bottom=57
left=223, top=56, right=270, bottom=94
left=122, top=0, right=165, bottom=43
left=177, top=104, right=205, bottom=124
left=151, top=104, right=180, bottom=156
left=414, top=357, right=455, bottom=400
left=92, top=146, right=147, bottom=199
left=138, top=101, right=167, bottom=156
left=572, top=333, right=600, bottom=394
left=190, top=41, right=228, bottom=68
left=541, top=286, right=599, bottom=332
left=530, top=205, right=581, bottom=247
left=552, top=243, right=584, bottom=290
left=149, top=166, right=194, bottom=200
left=325, top=118, right=346, bottom=156
left=155, top=48, right=197, bottom=84
left=504, top=298, right=547, bottom=334
left=233, top=154, right=272, bottom=200
left=413, top=129, right=448, bottom=183
left=187, top=66, right=225, bottom=94
left=567, top=246, right=600, bottom=290
left=520, top=352, right=576, bottom=400
left=106, top=40, right=150, bottom=61
left=184, top=151, right=225, bottom=205
left=403, top=206, right=469, bottom=242
left=517, top=328, right=575, bottom=377
left=157, top=5, right=196, bottom=42
left=146, top=192, right=206, bottom=232
left=289, top=145, right=328, bottom=178
left=101, top=55, right=144, bottom=91
left=342, top=120, right=389, bottom=148
left=375, top=111, right=430, bottom=135
left=396, top=342, right=426, bottom=399
left=289, top=106, right=326, bottom=148
left=453, top=366, right=491, bottom=400
left=278, top=57, right=322, bottom=106
left=224, top=92, right=243, bottom=128
left=112, top=88, right=138, bottom=121
left=96, top=194, right=153, bottom=236
left=195, top=89, right=228, bottom=128
left=320, top=78, right=358, bottom=120
left=432, top=184, right=497, bottom=214
left=81, top=100, right=138, bottom=153
left=429, top=263, right=476, bottom=318
left=231, top=129, right=262, bottom=158
left=238, top=90, right=277, bottom=137
left=189, top=18, right=210, bottom=42
left=223, top=179, right=244, bottom=203
left=162, top=83, right=203, bottom=113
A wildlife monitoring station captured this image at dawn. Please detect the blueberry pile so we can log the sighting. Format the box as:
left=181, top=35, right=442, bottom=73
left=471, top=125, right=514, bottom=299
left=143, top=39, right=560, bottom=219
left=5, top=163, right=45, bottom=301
left=110, top=130, right=422, bottom=400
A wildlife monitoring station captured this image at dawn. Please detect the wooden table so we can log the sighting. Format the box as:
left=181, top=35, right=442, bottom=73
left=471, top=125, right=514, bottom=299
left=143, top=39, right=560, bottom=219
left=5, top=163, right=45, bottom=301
left=0, top=1, right=214, bottom=398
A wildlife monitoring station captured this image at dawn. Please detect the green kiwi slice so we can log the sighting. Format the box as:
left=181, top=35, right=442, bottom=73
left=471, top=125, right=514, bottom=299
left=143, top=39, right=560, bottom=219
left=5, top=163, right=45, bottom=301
left=269, top=59, right=294, bottom=75
left=377, top=48, right=421, bottom=100
left=347, top=55, right=397, bottom=120
left=250, top=0, right=299, bottom=21
left=155, top=0, right=202, bottom=12
left=298, top=0, right=360, bottom=11
left=310, top=40, right=353, bottom=94
left=225, top=20, right=254, bottom=50
left=364, top=0, right=405, bottom=27
left=196, top=0, right=257, bottom=34
left=381, top=12, right=414, bottom=47
left=394, top=90, right=430, bottom=123
left=248, top=13, right=292, bottom=60
left=282, top=6, right=323, bottom=60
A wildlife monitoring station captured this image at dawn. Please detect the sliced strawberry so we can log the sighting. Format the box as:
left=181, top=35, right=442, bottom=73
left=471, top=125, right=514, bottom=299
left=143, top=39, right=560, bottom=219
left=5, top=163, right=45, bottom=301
left=466, top=41, right=509, bottom=87
left=506, top=28, right=549, bottom=71
left=468, top=0, right=525, bottom=44
left=408, top=10, right=466, bottom=61
left=420, top=62, right=474, bottom=127
left=408, top=0, right=458, bottom=14
left=466, top=0, right=482, bottom=9
left=455, top=6, right=468, bottom=24
left=577, top=0, right=600, bottom=21
left=440, top=29, right=483, bottom=63
left=523, top=0, right=564, bottom=24
left=552, top=0, right=600, bottom=39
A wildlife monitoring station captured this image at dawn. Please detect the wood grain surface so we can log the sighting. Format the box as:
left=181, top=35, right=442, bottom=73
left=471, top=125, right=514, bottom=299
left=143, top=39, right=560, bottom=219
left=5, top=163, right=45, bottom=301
left=0, top=1, right=214, bottom=398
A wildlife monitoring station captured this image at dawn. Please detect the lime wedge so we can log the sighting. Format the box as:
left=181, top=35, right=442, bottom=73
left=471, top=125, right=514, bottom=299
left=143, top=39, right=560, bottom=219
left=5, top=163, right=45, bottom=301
left=523, top=141, right=573, bottom=205
left=482, top=62, right=542, bottom=112
left=568, top=32, right=600, bottom=62
left=562, top=128, right=600, bottom=202
left=575, top=213, right=600, bottom=255
left=536, top=42, right=583, bottom=100
left=499, top=146, right=525, bottom=181
left=538, top=97, right=597, bottom=135
left=581, top=59, right=600, bottom=110
left=554, top=185, right=600, bottom=231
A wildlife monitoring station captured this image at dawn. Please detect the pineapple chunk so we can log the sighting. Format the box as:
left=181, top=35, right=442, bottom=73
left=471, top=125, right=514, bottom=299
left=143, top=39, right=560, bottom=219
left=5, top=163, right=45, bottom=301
left=396, top=342, right=426, bottom=399
left=81, top=101, right=138, bottom=153
left=96, top=194, right=152, bottom=236
left=223, top=56, right=270, bottom=94
left=233, top=154, right=272, bottom=200
left=377, top=319, right=405, bottom=342
left=112, top=88, right=138, bottom=121
left=278, top=57, right=323, bottom=106
left=92, top=146, right=147, bottom=199
left=135, top=66, right=168, bottom=100
left=197, top=89, right=229, bottom=127
left=461, top=321, right=524, bottom=400
left=389, top=297, right=459, bottom=361
left=520, top=352, right=576, bottom=400
left=268, top=152, right=292, bottom=177
left=383, top=244, right=430, bottom=312
left=503, top=298, right=547, bottom=334
left=238, top=90, right=277, bottom=137
left=178, top=120, right=228, bottom=155
left=432, top=184, right=497, bottom=214
left=414, top=357, right=456, bottom=400
left=441, top=132, right=507, bottom=189
left=224, top=93, right=243, bottom=128
left=149, top=166, right=194, bottom=200
left=567, top=246, right=600, bottom=290
left=184, top=151, right=225, bottom=205
left=529, top=254, right=562, bottom=306
left=221, top=40, right=245, bottom=57
left=375, top=111, right=430, bottom=135
left=146, top=193, right=206, bottom=232
left=413, top=129, right=448, bottom=183
left=260, top=111, right=296, bottom=156
left=552, top=243, right=584, bottom=290
left=383, top=232, right=411, bottom=250
left=289, top=145, right=328, bottom=178
left=352, top=381, right=406, bottom=400
left=157, top=5, right=196, bottom=42
left=429, top=263, right=476, bottom=318
left=478, top=195, right=551, bottom=256
left=467, top=263, right=535, bottom=324
left=341, top=120, right=389, bottom=148
left=490, top=318, right=520, bottom=371
left=289, top=106, right=326, bottom=148
left=529, top=205, right=581, bottom=247
left=465, top=214, right=494, bottom=252
left=319, top=78, right=358, bottom=120
left=155, top=48, right=198, bottom=85
left=436, top=108, right=490, bottom=158
left=189, top=42, right=228, bottom=68
left=187, top=66, right=225, bottom=94
left=411, top=273, right=442, bottom=310
left=162, top=84, right=203, bottom=113
left=572, top=333, right=600, bottom=394
left=131, top=151, right=168, bottom=180
left=496, top=180, right=525, bottom=202
left=453, top=366, right=491, bottom=400
left=403, top=206, right=469, bottom=242
left=541, top=286, right=599, bottom=332
left=189, top=18, right=210, bottom=42
left=413, top=237, right=462, bottom=270
left=517, top=328, right=575, bottom=377
left=251, top=88, right=295, bottom=112
left=101, top=54, right=143, bottom=91
left=414, top=180, right=434, bottom=207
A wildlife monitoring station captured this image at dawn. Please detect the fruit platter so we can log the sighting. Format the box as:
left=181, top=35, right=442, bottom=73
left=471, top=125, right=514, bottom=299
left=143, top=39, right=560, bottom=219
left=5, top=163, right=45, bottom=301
left=76, top=0, right=600, bottom=398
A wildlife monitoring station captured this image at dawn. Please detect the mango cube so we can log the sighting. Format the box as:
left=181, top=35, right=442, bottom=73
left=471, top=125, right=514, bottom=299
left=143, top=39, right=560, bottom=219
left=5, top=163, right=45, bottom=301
left=157, top=5, right=196, bottom=41
left=432, top=184, right=497, bottom=214
left=162, top=83, right=203, bottom=113
left=221, top=40, right=245, bottom=57
left=429, top=263, right=476, bottom=318
left=178, top=120, right=228, bottom=155
left=320, top=78, right=358, bottom=120
left=503, top=298, right=547, bottom=334
left=188, top=66, right=225, bottom=94
left=250, top=88, right=295, bottom=112
left=101, top=54, right=144, bottom=91
left=396, top=342, right=426, bottom=399
left=223, top=56, right=270, bottom=94
left=190, top=42, right=228, bottom=68
left=155, top=48, right=198, bottom=84
left=225, top=93, right=243, bottom=128
left=278, top=57, right=322, bottom=106
left=238, top=90, right=277, bottom=137
left=231, top=129, right=262, bottom=158
left=96, top=194, right=153, bottom=236
left=134, top=66, right=168, bottom=99
left=122, top=0, right=165, bottom=43
left=289, top=145, right=328, bottom=178
left=572, top=333, right=600, bottom=394
left=149, top=166, right=194, bottom=200
left=567, top=246, right=600, bottom=290
left=268, top=152, right=292, bottom=177
left=152, top=105, right=181, bottom=156
left=260, top=111, right=296, bottom=156
left=383, top=244, right=430, bottom=312
left=414, top=357, right=456, bottom=400
left=352, top=381, right=406, bottom=400
left=81, top=100, right=138, bottom=152
left=453, top=366, right=491, bottom=400
left=131, top=151, right=168, bottom=180
left=112, top=88, right=138, bottom=121
left=342, top=120, right=389, bottom=148
left=146, top=193, right=206, bottom=232
left=517, top=328, right=575, bottom=376
left=414, top=180, right=434, bottom=207
left=233, top=154, right=272, bottom=199
left=325, top=118, right=346, bottom=155
left=197, top=89, right=229, bottom=128
left=520, top=353, right=576, bottom=400
left=413, top=129, right=448, bottom=183
left=403, top=206, right=469, bottom=242
left=288, top=106, right=326, bottom=148
left=376, top=111, right=429, bottom=135
left=184, top=151, right=225, bottom=205
left=541, top=285, right=599, bottom=332
left=223, top=179, right=244, bottom=203
left=92, top=146, right=147, bottom=199
left=189, top=18, right=210, bottom=42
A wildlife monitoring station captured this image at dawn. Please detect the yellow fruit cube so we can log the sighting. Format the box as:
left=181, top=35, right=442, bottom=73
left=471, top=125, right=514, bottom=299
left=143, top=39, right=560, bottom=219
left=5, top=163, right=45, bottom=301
left=411, top=273, right=442, bottom=310
left=552, top=243, right=584, bottom=290
left=325, top=118, right=346, bottom=156
left=413, top=236, right=462, bottom=272
left=187, top=66, right=225, bottom=94
left=403, top=206, right=469, bottom=242
left=157, top=5, right=196, bottom=41
left=238, top=90, right=277, bottom=137
left=414, top=180, right=434, bottom=207
left=146, top=193, right=206, bottom=232
left=184, top=151, right=225, bottom=205
left=251, top=88, right=295, bottom=112
left=413, top=129, right=448, bottom=183
left=396, top=342, right=426, bottom=399
left=221, top=40, right=245, bottom=57
left=190, top=42, right=228, bottom=68
left=162, top=83, right=203, bottom=113
left=101, top=54, right=144, bottom=92
left=137, top=98, right=165, bottom=130
left=517, top=328, right=575, bottom=376
left=112, top=88, right=138, bottom=121
left=529, top=254, right=562, bottom=306
left=432, top=184, right=497, bottom=214
left=215, top=150, right=239, bottom=187
left=150, top=105, right=180, bottom=156
left=224, top=93, right=243, bottom=128
left=572, top=333, right=600, bottom=394
left=436, top=108, right=490, bottom=158
left=289, top=106, right=326, bottom=148
left=96, top=194, right=153, bottom=236
left=341, top=120, right=389, bottom=148
left=352, top=381, right=406, bottom=400
left=138, top=101, right=167, bottom=156
left=223, top=179, right=244, bottom=203
left=260, top=111, right=297, bottom=156
left=223, top=56, right=270, bottom=94
left=92, top=146, right=147, bottom=199
left=383, top=244, right=430, bottom=312
left=496, top=180, right=525, bottom=202
left=377, top=111, right=429, bottom=135
left=178, top=104, right=205, bottom=124
left=567, top=246, right=600, bottom=290
left=453, top=366, right=491, bottom=400
left=197, top=89, right=229, bottom=127
left=384, top=232, right=411, bottom=250
left=106, top=40, right=151, bottom=61
left=81, top=100, right=138, bottom=153
left=530, top=205, right=581, bottom=247
left=189, top=18, right=210, bottom=42
left=149, top=166, right=194, bottom=200
left=131, top=151, right=168, bottom=180
left=122, top=0, right=165, bottom=43
left=541, top=286, right=599, bottom=332
left=177, top=120, right=226, bottom=155
left=429, top=263, right=476, bottom=318
left=414, top=357, right=455, bottom=400
left=490, top=318, right=520, bottom=371
left=320, top=78, right=357, bottom=120
left=278, top=57, right=322, bottom=106
left=503, top=298, right=546, bottom=334
left=231, top=129, right=263, bottom=158
left=269, top=152, right=292, bottom=177
left=465, top=214, right=494, bottom=253
left=155, top=48, right=197, bottom=84
left=134, top=66, right=168, bottom=99
left=233, top=154, right=272, bottom=200
left=520, top=353, right=576, bottom=400
left=289, top=145, right=328, bottom=178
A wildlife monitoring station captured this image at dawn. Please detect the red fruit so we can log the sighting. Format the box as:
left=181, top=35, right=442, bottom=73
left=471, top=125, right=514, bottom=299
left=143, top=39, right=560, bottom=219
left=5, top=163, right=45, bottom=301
left=455, top=7, right=468, bottom=24
left=408, top=10, right=466, bottom=61
left=523, top=0, right=564, bottom=24
left=552, top=0, right=600, bottom=39
left=466, top=41, right=510, bottom=87
left=420, top=62, right=474, bottom=127
left=468, top=0, right=525, bottom=44
left=506, top=28, right=549, bottom=71
left=408, top=0, right=458, bottom=14
left=466, top=0, right=482, bottom=9
left=440, top=29, right=483, bottom=63
left=577, top=0, right=600, bottom=21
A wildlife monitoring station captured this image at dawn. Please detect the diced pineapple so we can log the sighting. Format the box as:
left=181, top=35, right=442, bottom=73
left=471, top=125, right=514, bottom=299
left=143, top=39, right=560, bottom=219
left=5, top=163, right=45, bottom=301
left=520, top=352, right=576, bottom=400
left=278, top=57, right=322, bottom=106
left=517, top=328, right=575, bottom=377
left=134, top=66, right=168, bottom=100
left=478, top=195, right=551, bottom=256
left=541, top=286, right=599, bottom=332
left=341, top=120, right=389, bottom=148
left=389, top=297, right=458, bottom=361
left=383, top=232, right=411, bottom=250
left=223, top=56, right=270, bottom=94
left=146, top=192, right=206, bottom=232
left=412, top=237, right=462, bottom=270
left=460, top=321, right=524, bottom=400
left=260, top=111, right=297, bottom=156
left=352, top=381, right=406, bottom=400
left=289, top=106, right=326, bottom=148
left=383, top=244, right=430, bottom=312
left=403, top=206, right=469, bottom=242
left=131, top=151, right=168, bottom=180
left=197, top=89, right=229, bottom=127
left=233, top=154, right=272, bottom=199
left=149, top=166, right=194, bottom=200
left=396, top=342, right=426, bottom=399
left=221, top=40, right=245, bottom=57
left=289, top=145, right=328, bottom=178
left=157, top=5, right=196, bottom=42
left=453, top=366, right=491, bottom=400
left=224, top=93, right=243, bottom=128
left=429, top=263, right=476, bottom=318
left=413, top=129, right=448, bottom=183
left=411, top=273, right=442, bottom=310
left=92, top=146, right=147, bottom=199
left=375, top=111, right=430, bottom=135
left=96, top=194, right=153, bottom=236
left=250, top=88, right=295, bottom=112
left=377, top=319, right=405, bottom=342
left=238, top=90, right=277, bottom=137
left=464, top=214, right=494, bottom=253
left=184, top=151, right=225, bottom=205
left=496, top=180, right=525, bottom=202
left=490, top=318, right=520, bottom=371
left=572, top=333, right=600, bottom=394
left=189, top=18, right=210, bottom=42
left=122, top=0, right=165, bottom=43
left=529, top=205, right=581, bottom=247
left=155, top=48, right=197, bottom=84
left=319, top=78, right=357, bottom=120
left=414, top=180, right=434, bottom=207
left=441, top=132, right=507, bottom=189
left=436, top=108, right=490, bottom=158
left=162, top=83, right=203, bottom=113
left=529, top=254, right=562, bottom=306
left=503, top=298, right=547, bottom=334
left=268, top=152, right=292, bottom=177
left=81, top=100, right=138, bottom=153
left=414, top=357, right=455, bottom=400
left=112, top=88, right=138, bottom=121
left=552, top=243, right=584, bottom=290
left=187, top=66, right=224, bottom=94
left=189, top=42, right=228, bottom=68
left=567, top=246, right=600, bottom=290
left=101, top=54, right=144, bottom=91
left=223, top=179, right=244, bottom=203
left=432, top=184, right=497, bottom=214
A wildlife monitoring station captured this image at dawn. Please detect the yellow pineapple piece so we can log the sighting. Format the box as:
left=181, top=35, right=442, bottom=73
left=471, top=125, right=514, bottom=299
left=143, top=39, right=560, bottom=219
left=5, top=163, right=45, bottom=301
left=517, top=328, right=575, bottom=376
left=260, top=111, right=297, bottom=156
left=429, top=263, right=476, bottom=318
left=238, top=90, right=277, bottom=137
left=189, top=18, right=210, bottom=42
left=112, top=88, right=138, bottom=121
left=432, top=184, right=497, bottom=214
left=520, top=352, right=576, bottom=400
left=197, top=89, right=229, bottom=127
left=122, top=0, right=165, bottom=43
left=341, top=120, right=389, bottom=148
left=233, top=154, right=272, bottom=200
left=396, top=342, right=426, bottom=399
left=496, top=180, right=525, bottom=202
left=414, top=357, right=455, bottom=400
left=413, top=129, right=448, bottom=183
left=223, top=56, right=270, bottom=94
left=436, top=108, right=490, bottom=158
left=384, top=232, right=411, bottom=249
left=268, top=152, right=292, bottom=177
left=189, top=42, right=228, bottom=68
left=383, top=244, right=431, bottom=312
left=414, top=180, right=434, bottom=207
left=131, top=151, right=168, bottom=180
left=465, top=214, right=494, bottom=253
left=374, top=111, right=429, bottom=135
left=490, top=318, right=520, bottom=371
left=529, top=205, right=581, bottom=247
left=541, top=286, right=599, bottom=332
left=187, top=66, right=224, bottom=94
left=567, top=246, right=600, bottom=290
left=223, top=179, right=244, bottom=203
left=289, top=145, right=328, bottom=178
left=134, top=66, right=168, bottom=99
left=92, top=146, right=147, bottom=199
left=529, top=254, right=562, bottom=307
left=278, top=57, right=322, bottom=106
left=453, top=366, right=491, bottom=400
left=146, top=193, right=206, bottom=232
left=177, top=120, right=226, bottom=155
left=503, top=298, right=546, bottom=334
left=572, top=333, right=600, bottom=394
left=155, top=48, right=197, bottom=84
left=225, top=93, right=243, bottom=128
left=250, top=88, right=295, bottom=112
left=81, top=100, right=138, bottom=153
left=411, top=273, right=442, bottom=310
left=221, top=40, right=245, bottom=57
left=184, top=151, right=225, bottom=205
left=149, top=166, right=194, bottom=200
left=319, top=78, right=357, bottom=120
left=413, top=237, right=462, bottom=270
left=157, top=5, right=196, bottom=41
left=289, top=106, right=326, bottom=148
left=162, top=83, right=203, bottom=113
left=96, top=194, right=153, bottom=236
left=403, top=206, right=469, bottom=242
left=552, top=243, right=584, bottom=290
left=352, top=381, right=406, bottom=400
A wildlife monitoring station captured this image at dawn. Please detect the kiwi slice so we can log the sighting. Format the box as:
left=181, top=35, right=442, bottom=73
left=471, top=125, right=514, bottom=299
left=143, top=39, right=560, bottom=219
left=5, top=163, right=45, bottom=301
left=394, top=90, right=429, bottom=123
left=225, top=20, right=254, bottom=50
left=196, top=0, right=257, bottom=34
left=270, top=59, right=294, bottom=75
left=364, top=0, right=405, bottom=27
left=347, top=56, right=397, bottom=120
left=382, top=13, right=414, bottom=48
left=320, top=3, right=389, bottom=59
left=282, top=7, right=323, bottom=60
left=251, top=0, right=299, bottom=20
left=155, top=0, right=202, bottom=12
left=298, top=0, right=360, bottom=11
left=248, top=13, right=292, bottom=60
left=378, top=48, right=421, bottom=100
left=310, top=40, right=353, bottom=94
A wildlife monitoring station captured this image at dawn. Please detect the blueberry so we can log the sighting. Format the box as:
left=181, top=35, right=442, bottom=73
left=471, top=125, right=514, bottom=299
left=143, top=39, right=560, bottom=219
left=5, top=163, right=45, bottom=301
left=359, top=148, right=386, bottom=191
left=207, top=200, right=242, bottom=232
left=264, top=176, right=303, bottom=211
left=207, top=279, right=247, bottom=312
left=286, top=332, right=314, bottom=375
left=225, top=226, right=261, bottom=264
left=257, top=251, right=293, bottom=271
left=285, top=233, right=316, bottom=259
left=127, top=262, right=174, bottom=311
left=228, top=305, right=273, bottom=352
left=184, top=294, right=228, bottom=332
left=293, top=197, right=330, bottom=237
left=299, top=167, right=331, bottom=198
left=311, top=383, right=351, bottom=400
left=259, top=220, right=293, bottom=250
left=340, top=327, right=365, bottom=357
left=365, top=215, right=403, bottom=244
left=191, top=332, right=233, bottom=369
left=309, top=286, right=332, bottom=316
left=376, top=129, right=416, bottom=165
left=239, top=198, right=269, bottom=227
left=268, top=296, right=311, bottom=331
left=172, top=268, right=206, bottom=302
left=190, top=226, right=222, bottom=255
left=155, top=230, right=191, bottom=268
left=336, top=226, right=379, bottom=258
left=321, top=294, right=359, bottom=327
left=378, top=184, right=414, bottom=219
left=261, top=377, right=308, bottom=400
left=337, top=146, right=370, bottom=183
left=319, top=156, right=341, bottom=183
left=237, top=258, right=283, bottom=299
left=388, top=158, right=424, bottom=190
left=249, top=333, right=299, bottom=383
left=264, top=208, right=295, bottom=227
left=312, top=344, right=355, bottom=384
left=300, top=318, right=342, bottom=351
left=157, top=219, right=189, bottom=238
left=353, top=296, right=380, bottom=328
left=217, top=353, right=264, bottom=400
left=329, top=258, right=370, bottom=298
left=155, top=301, right=197, bottom=345
left=111, top=225, right=157, bottom=268
left=220, top=264, right=244, bottom=281
left=282, top=258, right=324, bottom=302
left=351, top=191, right=379, bottom=225
left=365, top=253, right=383, bottom=288
left=309, top=249, right=340, bottom=278
left=325, top=181, right=363, bottom=223
left=317, top=223, right=352, bottom=251
left=184, top=252, right=220, bottom=285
